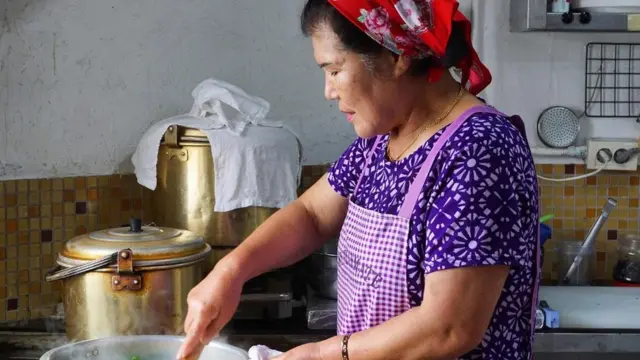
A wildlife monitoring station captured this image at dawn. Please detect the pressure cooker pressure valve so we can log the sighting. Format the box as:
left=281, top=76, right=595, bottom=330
left=129, top=218, right=143, bottom=233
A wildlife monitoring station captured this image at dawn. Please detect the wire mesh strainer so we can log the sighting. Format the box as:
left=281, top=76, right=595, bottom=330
left=537, top=106, right=580, bottom=148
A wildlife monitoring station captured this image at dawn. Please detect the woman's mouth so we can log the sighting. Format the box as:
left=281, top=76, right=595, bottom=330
left=346, top=113, right=355, bottom=122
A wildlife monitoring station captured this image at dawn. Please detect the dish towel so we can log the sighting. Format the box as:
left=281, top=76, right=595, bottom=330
left=132, top=78, right=302, bottom=212
left=248, top=345, right=283, bottom=360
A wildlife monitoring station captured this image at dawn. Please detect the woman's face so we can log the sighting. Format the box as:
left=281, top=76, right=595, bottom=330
left=311, top=26, right=409, bottom=138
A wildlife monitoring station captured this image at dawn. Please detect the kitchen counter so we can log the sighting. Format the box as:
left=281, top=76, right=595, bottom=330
left=3, top=313, right=640, bottom=359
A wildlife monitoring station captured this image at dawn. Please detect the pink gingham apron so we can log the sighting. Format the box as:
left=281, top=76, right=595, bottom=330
left=336, top=105, right=541, bottom=340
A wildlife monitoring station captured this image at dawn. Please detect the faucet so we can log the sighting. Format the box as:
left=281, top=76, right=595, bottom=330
left=562, top=198, right=617, bottom=285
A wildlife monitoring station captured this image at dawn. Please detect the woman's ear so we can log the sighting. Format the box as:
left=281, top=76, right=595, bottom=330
left=392, top=54, right=412, bottom=78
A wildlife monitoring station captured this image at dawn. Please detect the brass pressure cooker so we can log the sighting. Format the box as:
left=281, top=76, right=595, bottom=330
left=45, top=218, right=211, bottom=342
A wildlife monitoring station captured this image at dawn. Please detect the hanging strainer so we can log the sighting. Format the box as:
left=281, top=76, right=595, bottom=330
left=537, top=106, right=580, bottom=148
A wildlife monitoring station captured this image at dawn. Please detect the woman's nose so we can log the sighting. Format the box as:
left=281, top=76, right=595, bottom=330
left=324, top=78, right=338, bottom=101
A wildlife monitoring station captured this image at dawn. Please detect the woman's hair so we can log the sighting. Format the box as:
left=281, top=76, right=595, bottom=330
left=300, top=0, right=469, bottom=77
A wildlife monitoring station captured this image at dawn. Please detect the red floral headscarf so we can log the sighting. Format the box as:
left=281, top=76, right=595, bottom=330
left=328, top=0, right=491, bottom=95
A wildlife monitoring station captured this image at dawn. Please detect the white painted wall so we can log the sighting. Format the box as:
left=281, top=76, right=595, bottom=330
left=0, top=0, right=353, bottom=179
left=473, top=1, right=640, bottom=164
left=1, top=0, right=638, bottom=180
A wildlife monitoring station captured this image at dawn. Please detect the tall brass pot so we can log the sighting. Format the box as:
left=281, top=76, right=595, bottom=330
left=151, top=126, right=279, bottom=272
left=45, top=220, right=211, bottom=342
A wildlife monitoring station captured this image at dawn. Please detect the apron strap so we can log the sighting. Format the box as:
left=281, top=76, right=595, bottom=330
left=353, top=136, right=383, bottom=196
left=398, top=105, right=494, bottom=218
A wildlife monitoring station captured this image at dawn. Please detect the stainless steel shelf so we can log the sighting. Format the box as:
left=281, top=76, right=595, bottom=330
left=510, top=0, right=640, bottom=33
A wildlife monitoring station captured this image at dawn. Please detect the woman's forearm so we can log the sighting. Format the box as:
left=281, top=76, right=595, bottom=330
left=308, top=267, right=508, bottom=360
left=314, top=306, right=475, bottom=360
left=219, top=199, right=331, bottom=283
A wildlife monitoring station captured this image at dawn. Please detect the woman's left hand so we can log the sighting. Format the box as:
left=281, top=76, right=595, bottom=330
left=271, top=343, right=320, bottom=360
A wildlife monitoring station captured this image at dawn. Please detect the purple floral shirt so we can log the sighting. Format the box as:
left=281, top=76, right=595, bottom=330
left=328, top=111, right=539, bottom=359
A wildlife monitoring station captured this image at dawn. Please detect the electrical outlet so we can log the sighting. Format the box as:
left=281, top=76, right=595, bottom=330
left=586, top=138, right=639, bottom=171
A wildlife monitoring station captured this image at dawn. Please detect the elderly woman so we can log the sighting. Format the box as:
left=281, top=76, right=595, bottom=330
left=177, top=0, right=540, bottom=359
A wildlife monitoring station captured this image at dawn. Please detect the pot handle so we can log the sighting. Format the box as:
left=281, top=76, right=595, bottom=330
left=45, top=252, right=119, bottom=282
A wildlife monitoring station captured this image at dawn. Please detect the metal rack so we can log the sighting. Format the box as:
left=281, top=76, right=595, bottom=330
left=585, top=43, right=640, bottom=119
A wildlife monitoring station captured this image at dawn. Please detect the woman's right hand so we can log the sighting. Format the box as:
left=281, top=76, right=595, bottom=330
left=176, top=262, right=244, bottom=359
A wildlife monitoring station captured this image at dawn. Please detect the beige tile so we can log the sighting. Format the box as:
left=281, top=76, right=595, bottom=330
left=17, top=192, right=28, bottom=206
left=64, top=203, right=75, bottom=216
left=52, top=190, right=63, bottom=203
left=17, top=180, right=28, bottom=192
left=41, top=217, right=52, bottom=229
left=6, top=311, right=17, bottom=321
left=63, top=178, right=74, bottom=190
left=87, top=176, right=98, bottom=188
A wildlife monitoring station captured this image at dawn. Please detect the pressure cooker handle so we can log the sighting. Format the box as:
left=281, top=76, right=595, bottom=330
left=45, top=251, right=119, bottom=282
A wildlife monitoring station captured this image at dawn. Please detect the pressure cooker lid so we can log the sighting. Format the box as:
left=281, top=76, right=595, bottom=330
left=57, top=218, right=210, bottom=267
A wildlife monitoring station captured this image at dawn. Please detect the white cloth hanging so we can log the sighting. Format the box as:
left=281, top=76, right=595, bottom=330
left=132, top=78, right=302, bottom=212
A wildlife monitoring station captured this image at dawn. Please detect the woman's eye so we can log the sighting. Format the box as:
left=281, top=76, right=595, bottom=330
left=330, top=71, right=339, bottom=76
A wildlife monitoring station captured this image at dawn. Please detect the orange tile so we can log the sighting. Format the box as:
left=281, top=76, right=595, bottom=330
left=575, top=164, right=585, bottom=174
left=28, top=206, right=39, bottom=218
left=564, top=187, right=575, bottom=196
left=18, top=232, right=28, bottom=245
left=6, top=219, right=17, bottom=233
left=541, top=164, right=553, bottom=174
left=609, top=188, right=619, bottom=196
left=586, top=208, right=597, bottom=218
left=631, top=176, right=640, bottom=186
left=87, top=189, right=98, bottom=201
left=619, top=220, right=628, bottom=229
left=75, top=226, right=87, bottom=235
left=19, top=269, right=29, bottom=283
left=75, top=177, right=86, bottom=189
left=6, top=194, right=17, bottom=207
left=586, top=176, right=597, bottom=185
left=62, top=190, right=74, bottom=202
left=630, top=199, right=639, bottom=208
left=52, top=204, right=63, bottom=217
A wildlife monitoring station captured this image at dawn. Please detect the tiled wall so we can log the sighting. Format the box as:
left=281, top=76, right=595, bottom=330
left=0, top=175, right=152, bottom=322
left=536, top=164, right=638, bottom=284
left=0, top=163, right=636, bottom=321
